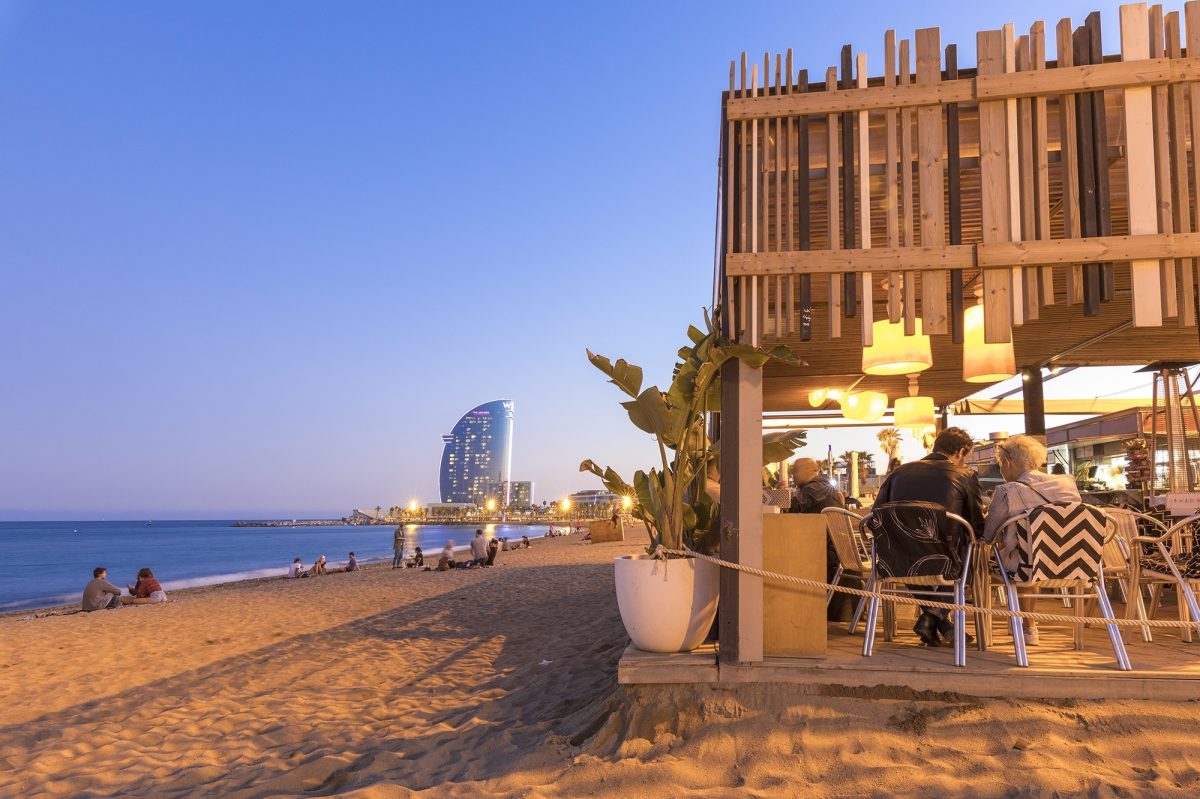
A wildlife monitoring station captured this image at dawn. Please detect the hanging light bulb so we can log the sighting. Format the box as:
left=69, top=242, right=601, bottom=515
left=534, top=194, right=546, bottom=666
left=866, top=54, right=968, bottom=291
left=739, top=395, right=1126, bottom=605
left=841, top=391, right=888, bottom=423
left=862, top=319, right=933, bottom=376
left=894, top=374, right=936, bottom=428
left=963, top=298, right=1017, bottom=383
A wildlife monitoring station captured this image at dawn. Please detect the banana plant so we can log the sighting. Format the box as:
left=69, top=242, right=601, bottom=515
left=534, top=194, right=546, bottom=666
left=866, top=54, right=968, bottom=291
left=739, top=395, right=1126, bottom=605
left=581, top=310, right=806, bottom=556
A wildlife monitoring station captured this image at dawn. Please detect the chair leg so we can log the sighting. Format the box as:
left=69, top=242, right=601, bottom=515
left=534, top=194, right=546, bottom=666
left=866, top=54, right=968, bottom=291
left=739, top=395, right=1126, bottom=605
left=861, top=589, right=880, bottom=658
left=1001, top=577, right=1028, bottom=667
left=1129, top=582, right=1153, bottom=643
left=826, top=565, right=844, bottom=606
left=1073, top=581, right=1085, bottom=651
left=1178, top=585, right=1193, bottom=644
left=848, top=594, right=868, bottom=636
left=1096, top=581, right=1132, bottom=671
left=883, top=595, right=895, bottom=643
left=953, top=580, right=966, bottom=667
left=1188, top=581, right=1200, bottom=640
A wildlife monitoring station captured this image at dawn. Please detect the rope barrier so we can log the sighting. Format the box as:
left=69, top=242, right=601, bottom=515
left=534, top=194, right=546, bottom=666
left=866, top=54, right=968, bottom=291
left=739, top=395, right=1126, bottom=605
left=654, top=545, right=1200, bottom=630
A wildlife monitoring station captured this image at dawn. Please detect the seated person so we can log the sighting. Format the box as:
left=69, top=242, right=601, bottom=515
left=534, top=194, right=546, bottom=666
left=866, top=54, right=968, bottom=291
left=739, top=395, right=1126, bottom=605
left=790, top=457, right=844, bottom=513
left=124, top=567, right=167, bottom=605
left=468, top=530, right=489, bottom=566
left=407, top=546, right=425, bottom=569
left=308, top=555, right=328, bottom=577
left=82, top=567, right=123, bottom=611
left=287, top=558, right=306, bottom=578
left=789, top=457, right=848, bottom=620
left=984, top=434, right=1080, bottom=647
left=486, top=537, right=500, bottom=566
left=345, top=552, right=359, bottom=572
left=874, top=427, right=985, bottom=646
left=521, top=535, right=531, bottom=549
left=438, top=541, right=457, bottom=571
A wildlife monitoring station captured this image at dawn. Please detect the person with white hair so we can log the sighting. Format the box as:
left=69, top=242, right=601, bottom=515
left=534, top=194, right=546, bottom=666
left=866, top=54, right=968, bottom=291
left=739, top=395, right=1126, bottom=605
left=983, top=434, right=1080, bottom=646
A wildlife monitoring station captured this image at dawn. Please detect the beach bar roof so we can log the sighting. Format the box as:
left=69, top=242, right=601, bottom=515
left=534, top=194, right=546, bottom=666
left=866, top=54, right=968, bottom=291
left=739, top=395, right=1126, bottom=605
left=713, top=2, right=1200, bottom=664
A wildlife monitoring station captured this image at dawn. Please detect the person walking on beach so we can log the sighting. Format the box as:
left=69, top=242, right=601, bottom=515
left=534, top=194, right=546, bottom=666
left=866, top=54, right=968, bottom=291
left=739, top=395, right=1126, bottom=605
left=392, top=525, right=406, bottom=569
left=82, top=567, right=123, bottom=611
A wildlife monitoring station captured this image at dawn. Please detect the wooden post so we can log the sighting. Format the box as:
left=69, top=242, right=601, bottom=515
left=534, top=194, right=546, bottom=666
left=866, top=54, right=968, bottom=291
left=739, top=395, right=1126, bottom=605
left=719, top=358, right=764, bottom=665
left=1121, top=2, right=1165, bottom=327
left=1022, top=367, right=1047, bottom=439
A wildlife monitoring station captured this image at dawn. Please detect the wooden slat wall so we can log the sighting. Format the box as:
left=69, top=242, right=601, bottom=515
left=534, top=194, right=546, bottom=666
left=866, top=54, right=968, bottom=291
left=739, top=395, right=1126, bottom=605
left=717, top=3, right=1200, bottom=349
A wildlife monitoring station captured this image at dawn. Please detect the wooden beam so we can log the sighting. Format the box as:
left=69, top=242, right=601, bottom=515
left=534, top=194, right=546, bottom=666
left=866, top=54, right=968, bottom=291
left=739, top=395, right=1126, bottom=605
left=1057, top=18, right=1084, bottom=305
left=725, top=232, right=1200, bottom=275
left=1121, top=2, right=1165, bottom=327
left=917, top=27, right=947, bottom=334
left=978, top=28, right=1014, bottom=343
left=900, top=38, right=917, bottom=336
left=725, top=56, right=1200, bottom=119
left=826, top=67, right=843, bottom=338
left=856, top=53, right=874, bottom=345
left=885, top=30, right=902, bottom=324
left=946, top=43, right=964, bottom=344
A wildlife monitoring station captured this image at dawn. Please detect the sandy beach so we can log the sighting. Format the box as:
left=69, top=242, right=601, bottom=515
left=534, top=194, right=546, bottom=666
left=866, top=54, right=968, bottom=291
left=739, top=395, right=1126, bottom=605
left=3, top=529, right=1200, bottom=798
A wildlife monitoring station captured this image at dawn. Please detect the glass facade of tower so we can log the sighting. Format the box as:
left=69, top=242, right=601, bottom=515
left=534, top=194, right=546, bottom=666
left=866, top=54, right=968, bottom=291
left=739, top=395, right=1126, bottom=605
left=439, top=399, right=514, bottom=506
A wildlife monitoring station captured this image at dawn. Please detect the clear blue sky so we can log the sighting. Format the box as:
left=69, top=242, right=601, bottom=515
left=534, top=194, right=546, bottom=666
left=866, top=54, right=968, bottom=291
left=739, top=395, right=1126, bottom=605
left=0, top=0, right=1127, bottom=519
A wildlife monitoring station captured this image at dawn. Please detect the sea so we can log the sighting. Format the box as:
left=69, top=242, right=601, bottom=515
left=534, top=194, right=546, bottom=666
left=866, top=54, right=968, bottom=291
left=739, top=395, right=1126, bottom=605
left=0, top=520, right=567, bottom=612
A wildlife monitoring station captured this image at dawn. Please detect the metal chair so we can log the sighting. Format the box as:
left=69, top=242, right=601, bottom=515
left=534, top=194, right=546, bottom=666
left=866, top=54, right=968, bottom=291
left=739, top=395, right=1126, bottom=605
left=859, top=501, right=980, bottom=668
left=991, top=502, right=1131, bottom=670
left=1128, top=511, right=1200, bottom=643
left=821, top=507, right=870, bottom=633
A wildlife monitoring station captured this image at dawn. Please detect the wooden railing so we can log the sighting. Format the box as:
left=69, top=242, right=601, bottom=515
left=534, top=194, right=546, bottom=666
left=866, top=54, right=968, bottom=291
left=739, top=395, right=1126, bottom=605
left=718, top=2, right=1200, bottom=346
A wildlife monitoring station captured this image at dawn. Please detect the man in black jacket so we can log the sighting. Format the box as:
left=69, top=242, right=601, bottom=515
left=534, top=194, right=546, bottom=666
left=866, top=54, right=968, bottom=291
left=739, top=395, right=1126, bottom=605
left=873, top=427, right=985, bottom=646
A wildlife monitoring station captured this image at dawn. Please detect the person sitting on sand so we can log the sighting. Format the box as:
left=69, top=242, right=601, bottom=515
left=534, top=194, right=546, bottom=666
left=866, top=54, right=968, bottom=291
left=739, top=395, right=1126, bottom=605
left=82, top=566, right=123, bottom=611
left=345, top=552, right=359, bottom=572
left=407, top=546, right=425, bottom=569
left=123, top=567, right=168, bottom=605
left=309, top=555, right=327, bottom=577
left=468, top=529, right=488, bottom=566
left=287, top=558, right=306, bottom=578
left=485, top=537, right=500, bottom=567
left=437, top=541, right=456, bottom=571
left=521, top=535, right=531, bottom=549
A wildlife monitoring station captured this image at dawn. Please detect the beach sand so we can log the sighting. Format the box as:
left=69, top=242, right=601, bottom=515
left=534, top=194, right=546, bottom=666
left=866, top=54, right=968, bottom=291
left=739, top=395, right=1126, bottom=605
left=2, top=529, right=1200, bottom=798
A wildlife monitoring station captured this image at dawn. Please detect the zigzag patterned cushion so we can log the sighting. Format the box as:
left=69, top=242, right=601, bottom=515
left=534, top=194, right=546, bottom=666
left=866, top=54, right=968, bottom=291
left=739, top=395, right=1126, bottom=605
left=1018, top=502, right=1106, bottom=582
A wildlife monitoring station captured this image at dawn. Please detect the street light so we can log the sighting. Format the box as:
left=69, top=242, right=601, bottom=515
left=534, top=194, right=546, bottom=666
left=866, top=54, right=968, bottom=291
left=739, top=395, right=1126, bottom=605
left=486, top=498, right=496, bottom=516
left=621, top=495, right=632, bottom=510
left=408, top=500, right=418, bottom=513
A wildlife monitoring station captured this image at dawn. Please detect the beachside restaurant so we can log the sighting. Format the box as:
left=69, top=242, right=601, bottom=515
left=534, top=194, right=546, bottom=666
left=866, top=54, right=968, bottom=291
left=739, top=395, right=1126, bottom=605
left=621, top=2, right=1200, bottom=700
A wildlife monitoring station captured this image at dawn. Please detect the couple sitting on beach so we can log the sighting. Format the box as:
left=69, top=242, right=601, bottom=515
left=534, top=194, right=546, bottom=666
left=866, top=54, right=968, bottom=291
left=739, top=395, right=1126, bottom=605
left=435, top=531, right=500, bottom=571
left=82, top=566, right=167, bottom=611
left=288, top=552, right=360, bottom=578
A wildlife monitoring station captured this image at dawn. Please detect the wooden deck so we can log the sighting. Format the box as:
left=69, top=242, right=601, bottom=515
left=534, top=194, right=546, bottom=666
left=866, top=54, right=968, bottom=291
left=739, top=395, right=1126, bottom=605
left=619, top=616, right=1200, bottom=701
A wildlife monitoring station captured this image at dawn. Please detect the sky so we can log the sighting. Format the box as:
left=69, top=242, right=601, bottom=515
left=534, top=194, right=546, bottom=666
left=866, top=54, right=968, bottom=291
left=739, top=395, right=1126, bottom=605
left=0, top=0, right=1141, bottom=520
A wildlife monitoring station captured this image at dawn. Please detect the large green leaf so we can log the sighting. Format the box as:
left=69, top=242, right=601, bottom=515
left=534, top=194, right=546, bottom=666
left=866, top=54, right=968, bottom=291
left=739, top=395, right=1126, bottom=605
left=586, top=350, right=643, bottom=398
left=762, top=429, right=807, bottom=464
left=620, top=399, right=658, bottom=436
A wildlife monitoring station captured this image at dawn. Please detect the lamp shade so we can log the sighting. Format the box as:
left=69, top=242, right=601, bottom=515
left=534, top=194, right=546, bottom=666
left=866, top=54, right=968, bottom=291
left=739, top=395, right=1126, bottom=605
left=894, top=395, right=936, bottom=428
left=963, top=304, right=1017, bottom=383
left=841, top=391, right=888, bottom=423
left=862, top=319, right=932, bottom=376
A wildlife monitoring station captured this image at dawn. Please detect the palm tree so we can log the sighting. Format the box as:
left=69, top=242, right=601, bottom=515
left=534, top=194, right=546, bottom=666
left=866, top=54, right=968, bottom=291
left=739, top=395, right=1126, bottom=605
left=836, top=450, right=875, bottom=485
left=877, top=427, right=901, bottom=462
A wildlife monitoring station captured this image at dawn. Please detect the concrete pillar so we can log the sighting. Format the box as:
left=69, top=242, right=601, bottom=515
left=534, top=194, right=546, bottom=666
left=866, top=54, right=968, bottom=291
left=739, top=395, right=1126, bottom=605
left=718, top=358, right=764, bottom=665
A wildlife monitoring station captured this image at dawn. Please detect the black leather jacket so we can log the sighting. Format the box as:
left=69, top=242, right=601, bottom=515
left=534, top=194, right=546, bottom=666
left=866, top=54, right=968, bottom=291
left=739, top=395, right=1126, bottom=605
left=874, top=453, right=985, bottom=536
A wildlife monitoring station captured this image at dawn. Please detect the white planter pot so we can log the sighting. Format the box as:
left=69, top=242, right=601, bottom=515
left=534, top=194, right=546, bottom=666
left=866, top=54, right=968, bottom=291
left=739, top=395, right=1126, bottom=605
left=614, top=554, right=720, bottom=653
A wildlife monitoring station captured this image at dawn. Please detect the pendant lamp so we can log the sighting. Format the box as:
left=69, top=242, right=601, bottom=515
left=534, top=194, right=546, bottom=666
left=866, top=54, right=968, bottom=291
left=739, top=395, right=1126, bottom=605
left=841, top=390, right=888, bottom=423
left=894, top=376, right=935, bottom=428
left=963, top=296, right=1017, bottom=383
left=862, top=319, right=933, bottom=376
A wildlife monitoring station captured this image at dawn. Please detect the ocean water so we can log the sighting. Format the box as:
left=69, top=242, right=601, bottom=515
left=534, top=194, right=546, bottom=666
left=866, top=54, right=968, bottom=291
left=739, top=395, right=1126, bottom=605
left=0, top=520, right=565, bottom=612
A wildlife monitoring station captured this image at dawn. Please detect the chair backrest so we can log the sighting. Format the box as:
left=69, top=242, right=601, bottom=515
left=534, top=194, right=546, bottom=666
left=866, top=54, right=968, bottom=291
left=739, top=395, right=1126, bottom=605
left=862, top=501, right=969, bottom=580
left=1017, top=502, right=1107, bottom=583
left=822, top=507, right=866, bottom=569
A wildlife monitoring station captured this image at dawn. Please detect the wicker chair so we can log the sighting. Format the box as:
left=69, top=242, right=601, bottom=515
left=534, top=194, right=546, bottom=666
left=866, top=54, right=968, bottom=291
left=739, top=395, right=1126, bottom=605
left=1128, top=511, right=1200, bottom=643
left=990, top=502, right=1130, bottom=670
left=821, top=507, right=870, bottom=633
left=859, top=501, right=980, bottom=668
